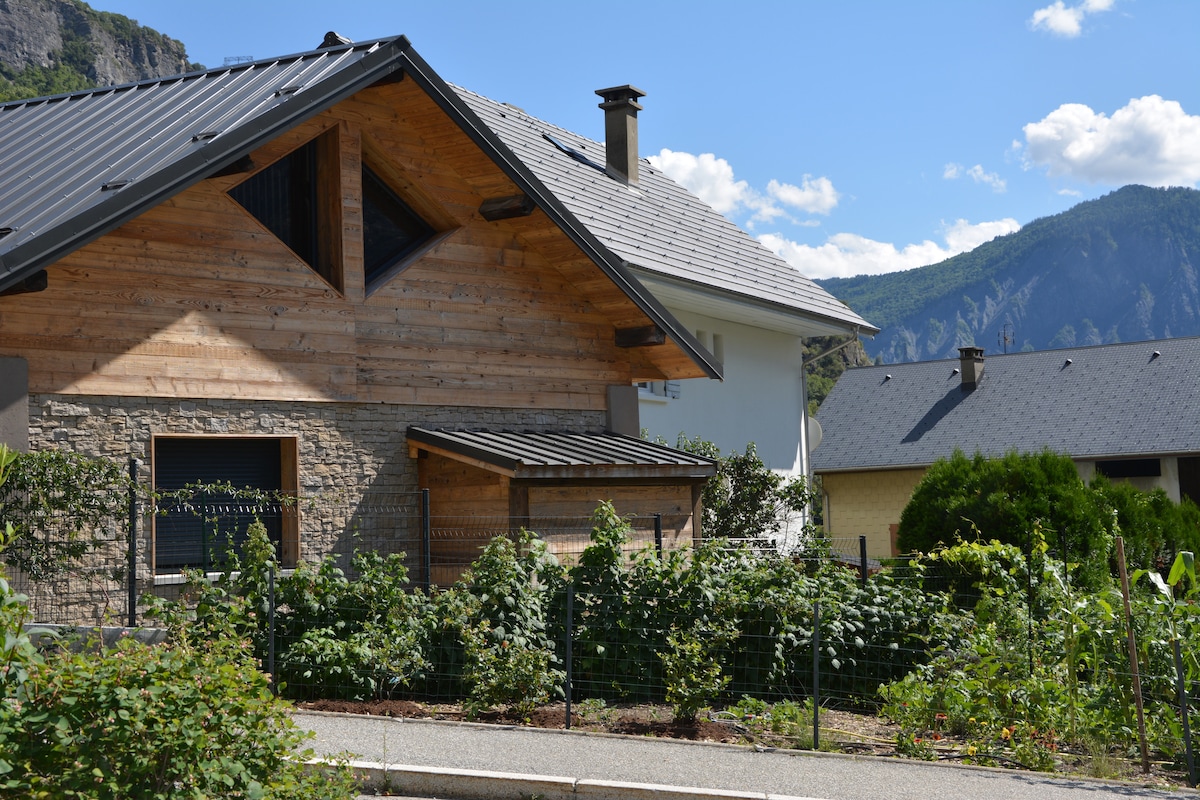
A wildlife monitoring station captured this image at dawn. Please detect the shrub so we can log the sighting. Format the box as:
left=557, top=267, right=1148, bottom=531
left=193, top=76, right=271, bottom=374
left=0, top=448, right=131, bottom=579
left=1090, top=476, right=1200, bottom=569
left=658, top=619, right=735, bottom=722
left=457, top=530, right=563, bottom=716
left=673, top=435, right=814, bottom=548
left=896, top=450, right=1112, bottom=588
left=3, top=633, right=357, bottom=798
left=1, top=514, right=356, bottom=798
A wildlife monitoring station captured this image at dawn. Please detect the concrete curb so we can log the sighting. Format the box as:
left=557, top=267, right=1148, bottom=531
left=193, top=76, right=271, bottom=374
left=331, top=762, right=835, bottom=800
left=327, top=759, right=828, bottom=800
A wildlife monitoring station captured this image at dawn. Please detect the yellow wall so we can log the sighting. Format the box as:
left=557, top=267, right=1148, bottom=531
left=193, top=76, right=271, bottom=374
left=820, top=469, right=926, bottom=558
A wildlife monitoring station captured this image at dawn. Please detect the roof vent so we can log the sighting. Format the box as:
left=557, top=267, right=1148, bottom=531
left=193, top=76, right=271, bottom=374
left=595, top=85, right=645, bottom=185
left=319, top=31, right=352, bottom=49
left=958, top=346, right=984, bottom=389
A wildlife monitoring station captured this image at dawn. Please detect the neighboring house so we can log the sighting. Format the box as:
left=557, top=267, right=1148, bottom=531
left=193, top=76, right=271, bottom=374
left=456, top=85, right=878, bottom=478
left=812, top=341, right=1200, bottom=558
left=0, top=34, right=733, bottom=585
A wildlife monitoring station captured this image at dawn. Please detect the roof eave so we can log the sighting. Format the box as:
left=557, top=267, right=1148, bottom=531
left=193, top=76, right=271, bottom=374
left=631, top=268, right=879, bottom=337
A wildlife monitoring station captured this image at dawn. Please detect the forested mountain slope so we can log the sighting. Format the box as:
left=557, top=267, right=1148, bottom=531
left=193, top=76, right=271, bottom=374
left=818, top=185, right=1200, bottom=363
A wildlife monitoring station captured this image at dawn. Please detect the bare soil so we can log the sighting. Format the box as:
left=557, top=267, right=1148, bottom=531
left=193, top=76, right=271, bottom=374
left=298, top=698, right=1191, bottom=789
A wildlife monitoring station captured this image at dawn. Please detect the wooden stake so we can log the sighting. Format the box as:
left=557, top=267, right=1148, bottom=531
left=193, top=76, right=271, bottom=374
left=1116, top=536, right=1151, bottom=773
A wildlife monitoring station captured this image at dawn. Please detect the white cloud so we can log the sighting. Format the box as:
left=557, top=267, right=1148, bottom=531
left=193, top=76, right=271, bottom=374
left=1021, top=95, right=1200, bottom=186
left=648, top=149, right=749, bottom=215
left=766, top=176, right=840, bottom=215
left=648, top=148, right=839, bottom=225
left=944, top=162, right=1007, bottom=192
left=1029, top=0, right=1114, bottom=38
left=759, top=218, right=1021, bottom=280
left=967, top=165, right=1007, bottom=192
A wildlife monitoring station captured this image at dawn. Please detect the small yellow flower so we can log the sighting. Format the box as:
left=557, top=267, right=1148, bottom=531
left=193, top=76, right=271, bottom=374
left=966, top=745, right=978, bottom=756
left=968, top=717, right=976, bottom=724
left=1001, top=727, right=1012, bottom=741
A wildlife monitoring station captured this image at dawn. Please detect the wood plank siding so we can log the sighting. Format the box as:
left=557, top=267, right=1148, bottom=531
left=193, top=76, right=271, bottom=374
left=0, top=77, right=703, bottom=411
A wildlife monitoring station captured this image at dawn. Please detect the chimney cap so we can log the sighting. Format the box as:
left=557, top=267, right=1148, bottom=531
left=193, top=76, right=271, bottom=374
left=596, top=85, right=646, bottom=110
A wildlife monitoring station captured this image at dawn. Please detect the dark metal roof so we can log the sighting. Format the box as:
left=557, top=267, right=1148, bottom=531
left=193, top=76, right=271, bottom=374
left=0, top=38, right=409, bottom=288
left=812, top=337, right=1200, bottom=473
left=407, top=427, right=717, bottom=480
left=0, top=36, right=722, bottom=380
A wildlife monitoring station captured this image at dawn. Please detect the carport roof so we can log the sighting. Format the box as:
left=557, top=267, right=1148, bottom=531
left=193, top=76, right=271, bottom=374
left=406, top=427, right=717, bottom=481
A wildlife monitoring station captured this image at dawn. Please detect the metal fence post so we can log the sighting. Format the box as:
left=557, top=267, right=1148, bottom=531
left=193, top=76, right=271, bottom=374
left=127, top=457, right=139, bottom=628
left=812, top=600, right=820, bottom=751
left=654, top=513, right=663, bottom=556
left=564, top=581, right=574, bottom=730
left=421, top=489, right=431, bottom=589
left=1175, top=638, right=1195, bottom=786
left=858, top=535, right=868, bottom=587
left=268, top=562, right=277, bottom=696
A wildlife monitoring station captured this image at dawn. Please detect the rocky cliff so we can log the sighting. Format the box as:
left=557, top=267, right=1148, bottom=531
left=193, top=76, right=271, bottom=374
left=0, top=0, right=195, bottom=96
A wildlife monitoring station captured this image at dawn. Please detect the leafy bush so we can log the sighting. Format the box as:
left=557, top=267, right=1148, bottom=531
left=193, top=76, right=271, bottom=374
left=3, top=632, right=357, bottom=798
left=1090, top=476, right=1200, bottom=569
left=1, top=515, right=356, bottom=798
left=673, top=435, right=814, bottom=548
left=457, top=531, right=563, bottom=716
left=0, top=449, right=131, bottom=579
left=897, top=450, right=1112, bottom=588
left=658, top=619, right=735, bottom=722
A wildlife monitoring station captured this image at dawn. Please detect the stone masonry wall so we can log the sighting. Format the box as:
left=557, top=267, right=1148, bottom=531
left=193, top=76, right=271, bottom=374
left=25, top=394, right=605, bottom=616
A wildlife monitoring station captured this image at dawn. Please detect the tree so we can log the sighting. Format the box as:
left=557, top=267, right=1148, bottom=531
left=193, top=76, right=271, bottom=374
left=674, top=435, right=814, bottom=549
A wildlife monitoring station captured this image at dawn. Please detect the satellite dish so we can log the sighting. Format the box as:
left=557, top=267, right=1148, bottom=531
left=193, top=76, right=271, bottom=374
left=808, top=416, right=823, bottom=451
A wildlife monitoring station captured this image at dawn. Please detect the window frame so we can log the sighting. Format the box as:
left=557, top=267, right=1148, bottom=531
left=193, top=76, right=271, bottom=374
left=150, top=434, right=300, bottom=574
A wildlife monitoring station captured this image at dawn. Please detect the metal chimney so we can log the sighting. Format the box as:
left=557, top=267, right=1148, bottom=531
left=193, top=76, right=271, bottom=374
left=596, top=85, right=645, bottom=185
left=958, top=346, right=985, bottom=389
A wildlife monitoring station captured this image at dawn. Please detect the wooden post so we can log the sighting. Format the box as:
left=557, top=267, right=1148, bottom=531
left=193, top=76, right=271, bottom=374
left=1116, top=536, right=1151, bottom=773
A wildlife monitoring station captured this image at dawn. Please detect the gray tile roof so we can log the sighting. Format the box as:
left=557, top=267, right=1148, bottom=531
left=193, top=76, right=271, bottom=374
left=407, top=427, right=717, bottom=480
left=453, top=86, right=876, bottom=335
left=811, top=338, right=1200, bottom=472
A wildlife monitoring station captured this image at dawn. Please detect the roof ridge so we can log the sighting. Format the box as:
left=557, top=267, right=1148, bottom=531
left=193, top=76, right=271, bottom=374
left=0, top=37, right=400, bottom=111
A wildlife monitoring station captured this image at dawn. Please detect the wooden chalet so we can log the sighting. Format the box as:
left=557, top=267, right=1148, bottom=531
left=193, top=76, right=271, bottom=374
left=0, top=34, right=719, bottom=584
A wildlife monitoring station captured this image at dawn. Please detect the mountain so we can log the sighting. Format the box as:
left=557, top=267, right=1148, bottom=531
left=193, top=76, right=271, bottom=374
left=818, top=185, right=1200, bottom=363
left=0, top=0, right=197, bottom=101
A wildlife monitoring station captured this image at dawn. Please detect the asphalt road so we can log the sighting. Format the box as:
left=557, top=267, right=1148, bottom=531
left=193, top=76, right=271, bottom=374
left=296, top=711, right=1193, bottom=800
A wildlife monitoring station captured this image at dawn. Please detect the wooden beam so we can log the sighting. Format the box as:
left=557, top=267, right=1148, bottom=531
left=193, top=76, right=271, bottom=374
left=210, top=155, right=256, bottom=178
left=479, top=194, right=535, bottom=221
left=0, top=270, right=48, bottom=296
left=615, top=325, right=666, bottom=348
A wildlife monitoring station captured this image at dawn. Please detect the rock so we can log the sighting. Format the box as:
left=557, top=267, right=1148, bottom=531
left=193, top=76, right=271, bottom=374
left=0, top=0, right=196, bottom=89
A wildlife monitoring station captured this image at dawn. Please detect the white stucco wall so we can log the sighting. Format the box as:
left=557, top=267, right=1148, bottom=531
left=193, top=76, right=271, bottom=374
left=638, top=309, right=807, bottom=475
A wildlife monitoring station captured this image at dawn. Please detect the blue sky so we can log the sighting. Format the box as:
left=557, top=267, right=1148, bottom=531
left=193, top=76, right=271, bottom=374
left=92, top=1, right=1200, bottom=280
